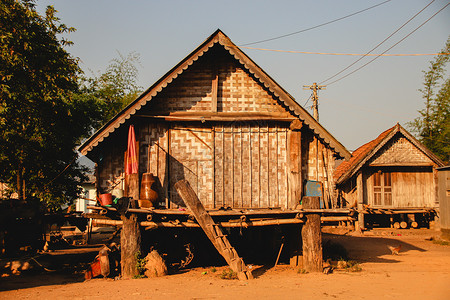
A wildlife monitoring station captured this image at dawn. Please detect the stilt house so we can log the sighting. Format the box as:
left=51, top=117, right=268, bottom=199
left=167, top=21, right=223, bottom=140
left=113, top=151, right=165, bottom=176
left=79, top=29, right=350, bottom=214
left=334, top=124, right=445, bottom=229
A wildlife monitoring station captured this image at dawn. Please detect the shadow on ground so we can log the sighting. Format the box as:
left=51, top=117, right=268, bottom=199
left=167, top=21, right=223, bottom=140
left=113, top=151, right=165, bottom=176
left=0, top=247, right=101, bottom=291
left=323, top=232, right=426, bottom=264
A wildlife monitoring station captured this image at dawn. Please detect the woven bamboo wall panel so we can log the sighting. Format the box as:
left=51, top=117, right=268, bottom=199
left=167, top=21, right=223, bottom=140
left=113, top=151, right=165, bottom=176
left=138, top=122, right=169, bottom=206
left=302, top=130, right=327, bottom=182
left=214, top=122, right=288, bottom=209
left=369, top=136, right=433, bottom=165
left=250, top=126, right=261, bottom=208
left=168, top=124, right=214, bottom=208
left=150, top=62, right=214, bottom=113
left=98, top=138, right=125, bottom=192
left=143, top=50, right=293, bottom=116
left=277, top=129, right=288, bottom=205
left=219, top=64, right=291, bottom=115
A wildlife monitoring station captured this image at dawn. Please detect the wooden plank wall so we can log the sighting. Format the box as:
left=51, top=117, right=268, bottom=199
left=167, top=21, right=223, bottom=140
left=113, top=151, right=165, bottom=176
left=365, top=168, right=435, bottom=208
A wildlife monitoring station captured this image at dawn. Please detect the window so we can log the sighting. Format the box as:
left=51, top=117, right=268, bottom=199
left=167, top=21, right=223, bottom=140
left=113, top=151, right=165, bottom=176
left=373, top=171, right=392, bottom=206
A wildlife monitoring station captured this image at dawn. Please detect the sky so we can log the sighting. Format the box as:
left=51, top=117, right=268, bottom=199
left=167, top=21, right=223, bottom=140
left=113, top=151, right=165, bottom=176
left=35, top=0, right=449, bottom=152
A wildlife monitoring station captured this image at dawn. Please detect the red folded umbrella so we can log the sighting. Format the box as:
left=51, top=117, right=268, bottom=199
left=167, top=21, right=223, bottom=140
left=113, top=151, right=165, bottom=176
left=125, top=125, right=138, bottom=175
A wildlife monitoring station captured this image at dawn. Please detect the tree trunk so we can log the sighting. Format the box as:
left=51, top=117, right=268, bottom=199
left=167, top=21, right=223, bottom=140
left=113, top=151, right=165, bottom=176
left=302, top=196, right=323, bottom=272
left=17, top=163, right=23, bottom=201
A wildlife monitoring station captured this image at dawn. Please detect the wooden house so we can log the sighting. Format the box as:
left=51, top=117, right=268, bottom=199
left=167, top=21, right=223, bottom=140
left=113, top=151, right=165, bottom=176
left=79, top=29, right=350, bottom=212
left=334, top=124, right=445, bottom=229
left=78, top=30, right=350, bottom=272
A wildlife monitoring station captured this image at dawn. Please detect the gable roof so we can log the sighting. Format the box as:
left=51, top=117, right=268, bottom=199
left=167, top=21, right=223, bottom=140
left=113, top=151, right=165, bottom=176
left=79, top=29, right=350, bottom=160
left=334, top=123, right=445, bottom=185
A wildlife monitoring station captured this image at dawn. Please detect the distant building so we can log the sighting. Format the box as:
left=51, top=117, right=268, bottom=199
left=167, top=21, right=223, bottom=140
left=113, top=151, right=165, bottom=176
left=334, top=124, right=445, bottom=229
left=75, top=175, right=96, bottom=213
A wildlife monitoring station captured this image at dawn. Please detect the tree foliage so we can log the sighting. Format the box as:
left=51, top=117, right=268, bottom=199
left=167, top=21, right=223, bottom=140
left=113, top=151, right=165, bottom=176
left=0, top=0, right=102, bottom=209
left=409, top=36, right=450, bottom=163
left=84, top=52, right=142, bottom=123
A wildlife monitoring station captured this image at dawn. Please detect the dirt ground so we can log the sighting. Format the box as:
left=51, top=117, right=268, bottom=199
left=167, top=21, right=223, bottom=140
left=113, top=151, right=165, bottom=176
left=1, top=228, right=449, bottom=300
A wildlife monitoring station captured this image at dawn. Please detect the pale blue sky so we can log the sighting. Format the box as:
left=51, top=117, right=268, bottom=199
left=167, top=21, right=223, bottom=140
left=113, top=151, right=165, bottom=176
left=36, top=0, right=449, bottom=151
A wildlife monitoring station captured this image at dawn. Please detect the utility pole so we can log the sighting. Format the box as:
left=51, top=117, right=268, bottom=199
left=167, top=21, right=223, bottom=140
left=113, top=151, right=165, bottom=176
left=303, top=82, right=326, bottom=121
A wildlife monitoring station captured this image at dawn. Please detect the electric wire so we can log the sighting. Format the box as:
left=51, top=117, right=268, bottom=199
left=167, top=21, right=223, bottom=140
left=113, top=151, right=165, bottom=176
left=325, top=2, right=450, bottom=86
left=240, top=46, right=448, bottom=57
left=320, top=0, right=436, bottom=85
left=240, top=0, right=392, bottom=46
left=303, top=93, right=312, bottom=107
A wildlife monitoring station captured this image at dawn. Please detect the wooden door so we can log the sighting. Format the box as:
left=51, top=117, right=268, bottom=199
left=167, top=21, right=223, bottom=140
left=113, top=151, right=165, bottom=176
left=373, top=171, right=392, bottom=206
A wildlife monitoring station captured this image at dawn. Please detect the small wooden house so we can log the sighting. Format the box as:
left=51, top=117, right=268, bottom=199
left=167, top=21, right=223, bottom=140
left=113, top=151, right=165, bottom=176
left=334, top=124, right=445, bottom=229
left=79, top=30, right=350, bottom=212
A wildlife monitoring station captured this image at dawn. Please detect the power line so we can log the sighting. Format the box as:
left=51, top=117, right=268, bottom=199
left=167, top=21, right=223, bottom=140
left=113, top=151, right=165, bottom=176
left=240, top=0, right=392, bottom=46
left=303, top=93, right=312, bottom=107
left=320, top=0, right=436, bottom=85
left=240, top=46, right=449, bottom=57
left=325, top=2, right=450, bottom=86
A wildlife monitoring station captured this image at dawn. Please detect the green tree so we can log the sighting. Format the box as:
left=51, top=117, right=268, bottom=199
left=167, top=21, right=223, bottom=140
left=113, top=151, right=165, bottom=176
left=85, top=52, right=143, bottom=123
left=409, top=36, right=450, bottom=163
left=0, top=0, right=102, bottom=209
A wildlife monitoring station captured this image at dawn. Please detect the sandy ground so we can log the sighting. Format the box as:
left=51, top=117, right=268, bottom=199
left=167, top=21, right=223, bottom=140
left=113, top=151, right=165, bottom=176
left=1, top=228, right=449, bottom=300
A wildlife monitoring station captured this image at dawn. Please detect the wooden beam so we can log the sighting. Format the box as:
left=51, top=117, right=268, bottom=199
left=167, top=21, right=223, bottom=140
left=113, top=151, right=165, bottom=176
left=91, top=218, right=306, bottom=228
left=356, top=171, right=365, bottom=231
left=288, top=130, right=302, bottom=208
left=174, top=179, right=253, bottom=280
left=87, top=205, right=353, bottom=215
left=135, top=112, right=296, bottom=122
left=211, top=65, right=218, bottom=113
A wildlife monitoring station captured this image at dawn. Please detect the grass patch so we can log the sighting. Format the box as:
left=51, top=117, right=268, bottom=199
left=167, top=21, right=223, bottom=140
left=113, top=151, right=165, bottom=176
left=135, top=251, right=147, bottom=278
left=219, top=268, right=237, bottom=280
left=343, top=260, right=362, bottom=272
left=432, top=239, right=449, bottom=246
left=297, top=268, right=308, bottom=274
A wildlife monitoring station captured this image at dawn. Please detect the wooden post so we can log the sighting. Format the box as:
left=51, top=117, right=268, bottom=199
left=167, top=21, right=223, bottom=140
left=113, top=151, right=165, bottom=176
left=302, top=196, right=323, bottom=272
left=175, top=180, right=253, bottom=280
left=288, top=120, right=302, bottom=209
left=355, top=171, right=365, bottom=231
left=121, top=172, right=141, bottom=279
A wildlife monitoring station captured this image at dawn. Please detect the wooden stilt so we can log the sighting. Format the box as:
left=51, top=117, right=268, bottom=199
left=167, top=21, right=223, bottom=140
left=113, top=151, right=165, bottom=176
left=301, top=196, right=323, bottom=272
left=175, top=180, right=253, bottom=280
left=121, top=173, right=141, bottom=279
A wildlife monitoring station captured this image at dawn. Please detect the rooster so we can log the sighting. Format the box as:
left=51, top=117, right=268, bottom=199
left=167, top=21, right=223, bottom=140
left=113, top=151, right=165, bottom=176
left=387, top=245, right=402, bottom=255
